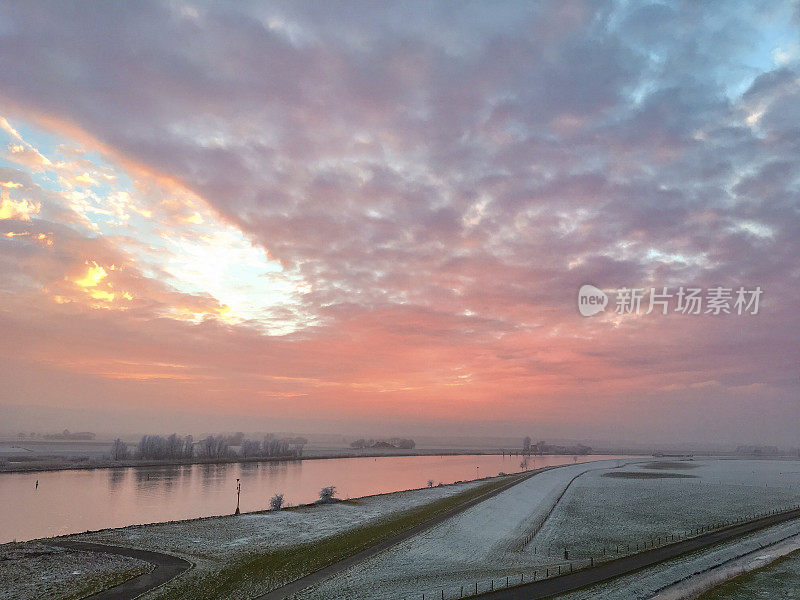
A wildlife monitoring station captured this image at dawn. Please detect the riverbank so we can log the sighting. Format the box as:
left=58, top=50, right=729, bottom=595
left=4, top=472, right=522, bottom=600
left=7, top=453, right=622, bottom=544
left=0, top=448, right=586, bottom=474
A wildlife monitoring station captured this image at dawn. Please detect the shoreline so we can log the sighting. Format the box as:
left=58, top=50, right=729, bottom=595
left=0, top=448, right=589, bottom=475
left=2, top=468, right=533, bottom=547
left=3, top=451, right=796, bottom=476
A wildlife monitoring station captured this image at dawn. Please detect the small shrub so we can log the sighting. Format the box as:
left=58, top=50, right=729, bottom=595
left=319, top=486, right=337, bottom=503
left=269, top=493, right=284, bottom=511
left=427, top=480, right=434, bottom=488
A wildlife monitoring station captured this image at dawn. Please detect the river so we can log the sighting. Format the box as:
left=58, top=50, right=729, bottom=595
left=0, top=453, right=629, bottom=543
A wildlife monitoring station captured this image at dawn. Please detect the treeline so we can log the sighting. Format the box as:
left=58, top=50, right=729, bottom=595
left=109, top=433, right=306, bottom=461
left=349, top=437, right=416, bottom=450
left=137, top=434, right=196, bottom=459
left=240, top=435, right=307, bottom=458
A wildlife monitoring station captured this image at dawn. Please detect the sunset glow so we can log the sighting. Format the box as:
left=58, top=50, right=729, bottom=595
left=0, top=1, right=798, bottom=444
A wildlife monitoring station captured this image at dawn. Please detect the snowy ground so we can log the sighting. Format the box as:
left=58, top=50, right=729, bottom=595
left=693, top=547, right=800, bottom=600
left=74, top=478, right=487, bottom=599
left=80, top=479, right=484, bottom=560
left=649, top=532, right=800, bottom=600
left=291, top=458, right=800, bottom=600
left=0, top=541, right=151, bottom=600
left=533, top=458, right=800, bottom=560
left=291, top=459, right=631, bottom=600
left=551, top=519, right=800, bottom=600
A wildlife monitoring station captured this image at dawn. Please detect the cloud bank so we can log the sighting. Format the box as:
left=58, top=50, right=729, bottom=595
left=0, top=1, right=798, bottom=443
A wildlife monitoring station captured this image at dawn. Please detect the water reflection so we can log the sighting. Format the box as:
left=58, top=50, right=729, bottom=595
left=107, top=468, right=127, bottom=490
left=0, top=454, right=628, bottom=543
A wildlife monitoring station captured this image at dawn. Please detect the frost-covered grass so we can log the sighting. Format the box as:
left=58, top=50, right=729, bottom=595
left=0, top=541, right=151, bottom=600
left=533, top=459, right=800, bottom=560
left=649, top=531, right=800, bottom=600
left=73, top=475, right=511, bottom=600
left=291, top=458, right=800, bottom=600
left=292, top=460, right=627, bottom=600
left=696, top=548, right=800, bottom=600
left=551, top=519, right=800, bottom=600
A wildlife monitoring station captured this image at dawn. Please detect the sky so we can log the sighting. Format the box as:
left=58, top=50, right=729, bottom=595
left=0, top=1, right=798, bottom=445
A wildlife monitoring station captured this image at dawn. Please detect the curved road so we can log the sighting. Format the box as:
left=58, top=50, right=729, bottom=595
left=52, top=541, right=191, bottom=600
left=475, top=507, right=800, bottom=600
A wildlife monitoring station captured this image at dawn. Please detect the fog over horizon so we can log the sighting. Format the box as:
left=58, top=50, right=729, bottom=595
left=0, top=2, right=798, bottom=449
left=1, top=401, right=795, bottom=450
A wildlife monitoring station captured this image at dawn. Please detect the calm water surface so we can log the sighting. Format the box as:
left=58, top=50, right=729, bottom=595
left=0, top=454, right=628, bottom=543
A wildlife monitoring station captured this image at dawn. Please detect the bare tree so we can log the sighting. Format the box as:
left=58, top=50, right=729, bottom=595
left=111, top=438, right=129, bottom=461
left=182, top=435, right=194, bottom=459
left=198, top=435, right=230, bottom=459
left=240, top=439, right=262, bottom=458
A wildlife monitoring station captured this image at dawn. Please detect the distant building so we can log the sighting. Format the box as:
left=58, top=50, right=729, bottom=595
left=530, top=440, right=592, bottom=455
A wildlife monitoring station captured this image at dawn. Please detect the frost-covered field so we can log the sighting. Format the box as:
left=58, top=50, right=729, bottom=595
left=292, top=458, right=800, bottom=600
left=696, top=547, right=800, bottom=600
left=650, top=532, right=800, bottom=600
left=80, top=479, right=483, bottom=560
left=292, top=459, right=629, bottom=600
left=74, top=478, right=486, bottom=599
left=533, top=459, right=800, bottom=560
left=0, top=541, right=151, bottom=600
left=552, top=519, right=800, bottom=600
